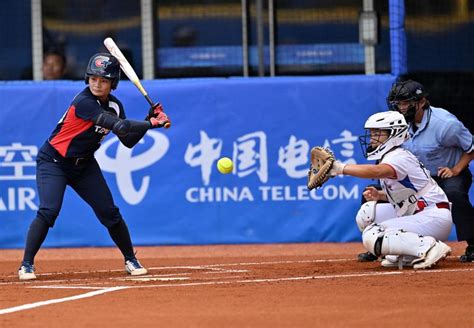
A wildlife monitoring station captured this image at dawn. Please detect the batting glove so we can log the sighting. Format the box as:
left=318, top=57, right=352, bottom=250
left=146, top=103, right=164, bottom=121
left=149, top=111, right=170, bottom=129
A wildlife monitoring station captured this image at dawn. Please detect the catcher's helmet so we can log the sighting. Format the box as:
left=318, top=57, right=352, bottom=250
left=84, top=53, right=120, bottom=89
left=359, top=111, right=409, bottom=160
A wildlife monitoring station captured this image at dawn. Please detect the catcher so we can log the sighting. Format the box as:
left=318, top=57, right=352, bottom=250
left=308, top=111, right=452, bottom=269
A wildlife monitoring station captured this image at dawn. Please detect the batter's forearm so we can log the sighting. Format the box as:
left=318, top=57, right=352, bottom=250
left=118, top=131, right=147, bottom=148
left=94, top=113, right=151, bottom=137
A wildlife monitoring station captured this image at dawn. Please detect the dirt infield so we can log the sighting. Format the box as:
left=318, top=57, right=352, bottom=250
left=0, top=242, right=473, bottom=327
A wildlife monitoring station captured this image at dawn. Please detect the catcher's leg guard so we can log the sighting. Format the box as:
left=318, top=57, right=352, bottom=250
left=362, top=224, right=437, bottom=260
left=355, top=201, right=376, bottom=232
left=362, top=224, right=385, bottom=257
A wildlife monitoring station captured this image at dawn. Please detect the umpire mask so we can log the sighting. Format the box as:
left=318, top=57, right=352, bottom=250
left=394, top=102, right=417, bottom=124
left=387, top=80, right=428, bottom=125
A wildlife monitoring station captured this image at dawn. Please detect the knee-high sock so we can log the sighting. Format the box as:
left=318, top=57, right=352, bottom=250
left=22, top=217, right=50, bottom=265
left=108, top=219, right=135, bottom=260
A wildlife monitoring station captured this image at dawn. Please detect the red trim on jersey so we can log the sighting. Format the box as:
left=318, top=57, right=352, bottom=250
left=380, top=163, right=398, bottom=180
left=49, top=105, right=94, bottom=157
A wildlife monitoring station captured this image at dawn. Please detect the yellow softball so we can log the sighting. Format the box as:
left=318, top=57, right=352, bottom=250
left=217, top=157, right=233, bottom=174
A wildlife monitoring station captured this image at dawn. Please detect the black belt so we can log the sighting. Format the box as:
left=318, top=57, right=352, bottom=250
left=53, top=155, right=92, bottom=166
left=43, top=142, right=92, bottom=166
left=69, top=157, right=91, bottom=165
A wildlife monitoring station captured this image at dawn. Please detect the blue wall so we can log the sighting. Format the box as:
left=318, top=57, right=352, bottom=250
left=2, top=75, right=461, bottom=249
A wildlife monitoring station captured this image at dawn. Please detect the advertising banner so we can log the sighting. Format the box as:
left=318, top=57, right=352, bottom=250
left=5, top=75, right=455, bottom=248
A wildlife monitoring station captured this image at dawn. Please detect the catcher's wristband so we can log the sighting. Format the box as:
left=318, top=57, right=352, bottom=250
left=333, top=161, right=346, bottom=176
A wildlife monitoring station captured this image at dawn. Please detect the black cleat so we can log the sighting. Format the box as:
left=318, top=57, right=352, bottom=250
left=459, top=246, right=474, bottom=263
left=357, top=251, right=378, bottom=262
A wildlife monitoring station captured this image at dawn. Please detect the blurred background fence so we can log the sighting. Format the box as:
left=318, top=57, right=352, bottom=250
left=1, top=1, right=472, bottom=128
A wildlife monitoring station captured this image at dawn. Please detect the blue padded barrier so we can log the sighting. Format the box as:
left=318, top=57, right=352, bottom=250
left=3, top=75, right=462, bottom=249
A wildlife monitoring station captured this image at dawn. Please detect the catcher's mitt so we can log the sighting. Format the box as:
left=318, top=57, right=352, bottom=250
left=307, top=146, right=335, bottom=190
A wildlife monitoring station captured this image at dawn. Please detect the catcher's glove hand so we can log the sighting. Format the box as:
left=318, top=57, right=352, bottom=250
left=307, top=146, right=335, bottom=190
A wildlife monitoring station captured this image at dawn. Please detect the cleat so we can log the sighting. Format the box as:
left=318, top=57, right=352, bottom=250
left=125, top=258, right=148, bottom=276
left=381, top=255, right=416, bottom=268
left=18, top=263, right=37, bottom=281
left=413, top=241, right=451, bottom=270
left=357, top=251, right=378, bottom=262
left=459, top=246, right=474, bottom=263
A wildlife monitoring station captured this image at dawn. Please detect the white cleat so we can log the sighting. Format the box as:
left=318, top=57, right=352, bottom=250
left=125, top=259, right=148, bottom=276
left=18, top=264, right=37, bottom=281
left=413, top=241, right=451, bottom=270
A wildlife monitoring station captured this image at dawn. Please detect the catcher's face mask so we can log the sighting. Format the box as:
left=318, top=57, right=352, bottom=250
left=360, top=111, right=409, bottom=160
left=370, top=129, right=389, bottom=146
left=360, top=129, right=389, bottom=158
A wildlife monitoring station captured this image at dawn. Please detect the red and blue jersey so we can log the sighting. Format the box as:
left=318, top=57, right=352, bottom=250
left=48, top=87, right=125, bottom=158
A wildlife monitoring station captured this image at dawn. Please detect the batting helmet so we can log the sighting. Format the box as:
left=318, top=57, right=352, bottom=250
left=84, top=53, right=120, bottom=89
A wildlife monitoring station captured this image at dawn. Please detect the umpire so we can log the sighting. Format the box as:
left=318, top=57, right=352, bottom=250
left=387, top=80, right=474, bottom=262
left=18, top=53, right=170, bottom=280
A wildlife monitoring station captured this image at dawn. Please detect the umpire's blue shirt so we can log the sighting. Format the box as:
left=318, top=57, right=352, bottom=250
left=402, top=106, right=473, bottom=177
